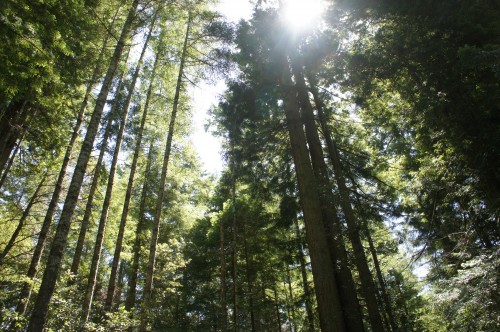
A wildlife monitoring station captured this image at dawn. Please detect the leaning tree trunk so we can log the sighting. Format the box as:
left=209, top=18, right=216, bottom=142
left=124, top=142, right=155, bottom=309
left=0, top=173, right=46, bottom=265
left=82, top=46, right=141, bottom=322
left=70, top=63, right=129, bottom=278
left=0, top=100, right=29, bottom=175
left=279, top=51, right=346, bottom=332
left=289, top=55, right=364, bottom=331
left=0, top=128, right=26, bottom=190
left=15, top=24, right=115, bottom=320
left=139, top=15, right=191, bottom=332
left=104, top=16, right=157, bottom=311
left=306, top=74, right=385, bottom=332
left=26, top=1, right=140, bottom=330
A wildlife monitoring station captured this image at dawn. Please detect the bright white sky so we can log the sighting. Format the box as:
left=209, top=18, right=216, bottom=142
left=189, top=0, right=252, bottom=175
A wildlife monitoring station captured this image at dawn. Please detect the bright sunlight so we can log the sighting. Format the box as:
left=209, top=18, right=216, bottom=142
left=281, top=0, right=326, bottom=31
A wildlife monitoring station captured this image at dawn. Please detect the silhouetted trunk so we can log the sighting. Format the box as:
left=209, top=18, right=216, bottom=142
left=242, top=223, right=256, bottom=332
left=231, top=177, right=238, bottom=332
left=0, top=174, right=46, bottom=265
left=307, top=74, right=385, bottom=332
left=0, top=100, right=29, bottom=175
left=274, top=285, right=282, bottom=332
left=26, top=1, right=140, bottom=329
left=220, top=208, right=228, bottom=332
left=293, top=218, right=315, bottom=332
left=0, top=129, right=25, bottom=190
left=365, top=227, right=398, bottom=332
left=139, top=15, right=191, bottom=332
left=279, top=51, right=345, bottom=332
left=125, top=139, right=155, bottom=311
left=290, top=56, right=364, bottom=331
left=82, top=49, right=138, bottom=322
left=104, top=16, right=156, bottom=311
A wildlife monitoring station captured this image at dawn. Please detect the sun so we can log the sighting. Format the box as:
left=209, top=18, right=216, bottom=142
left=281, top=0, right=326, bottom=31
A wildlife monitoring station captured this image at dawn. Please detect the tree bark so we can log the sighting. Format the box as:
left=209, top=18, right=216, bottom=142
left=104, top=16, right=156, bottom=311
left=26, top=1, right=140, bottom=329
left=125, top=139, right=155, bottom=311
left=307, top=74, right=385, bottom=332
left=82, top=46, right=138, bottom=322
left=365, top=227, right=398, bottom=332
left=289, top=56, right=364, bottom=332
left=220, top=209, right=228, bottom=332
left=0, top=174, right=46, bottom=265
left=279, top=52, right=346, bottom=332
left=0, top=100, right=29, bottom=175
left=15, top=25, right=115, bottom=320
left=139, top=14, right=191, bottom=332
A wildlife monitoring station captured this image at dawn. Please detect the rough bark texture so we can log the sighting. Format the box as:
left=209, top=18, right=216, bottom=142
left=308, top=75, right=385, bottom=332
left=280, top=53, right=346, bottom=332
left=104, top=17, right=156, bottom=311
left=290, top=57, right=365, bottom=332
left=26, top=1, right=139, bottom=330
left=139, top=15, right=191, bottom=332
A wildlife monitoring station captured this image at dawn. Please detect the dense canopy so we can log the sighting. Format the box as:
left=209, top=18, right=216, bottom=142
left=0, top=0, right=498, bottom=331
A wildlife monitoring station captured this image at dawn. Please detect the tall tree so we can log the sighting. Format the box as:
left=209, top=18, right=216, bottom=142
left=139, top=13, right=192, bottom=331
left=26, top=1, right=140, bottom=329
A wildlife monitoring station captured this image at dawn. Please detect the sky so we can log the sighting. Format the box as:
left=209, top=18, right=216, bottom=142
left=189, top=0, right=252, bottom=175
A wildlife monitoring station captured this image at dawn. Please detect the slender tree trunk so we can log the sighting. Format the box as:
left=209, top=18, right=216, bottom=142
left=26, top=1, right=139, bottom=329
left=0, top=129, right=25, bottom=190
left=104, top=16, right=156, bottom=311
left=242, top=223, right=256, bottom=332
left=274, top=285, right=282, bottom=332
left=0, top=174, right=46, bottom=265
left=71, top=64, right=128, bottom=278
left=220, top=211, right=228, bottom=332
left=307, top=74, right=385, bottom=332
left=293, top=218, right=315, bottom=332
left=125, top=139, right=155, bottom=311
left=365, top=227, right=398, bottom=332
left=285, top=264, right=296, bottom=332
left=15, top=29, right=114, bottom=320
left=0, top=100, right=29, bottom=175
left=139, top=15, right=191, bottom=332
left=82, top=47, right=139, bottom=322
left=279, top=52, right=346, bottom=332
left=231, top=180, right=238, bottom=332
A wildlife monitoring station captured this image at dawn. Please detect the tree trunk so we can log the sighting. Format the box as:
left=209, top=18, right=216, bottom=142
left=71, top=63, right=128, bottom=278
left=242, top=222, right=256, bottom=332
left=293, top=218, right=315, bottom=332
left=104, top=16, right=156, bottom=311
left=279, top=52, right=345, bottom=332
left=82, top=46, right=138, bottom=322
left=365, top=227, right=398, bottom=332
left=0, top=100, right=29, bottom=175
left=139, top=15, right=191, bottom=332
left=289, top=55, right=362, bottom=331
left=0, top=128, right=25, bottom=190
left=307, top=74, right=385, bottom=332
left=26, top=1, right=140, bottom=329
left=15, top=28, right=114, bottom=320
left=220, top=209, right=228, bottom=332
left=0, top=173, right=46, bottom=265
left=231, top=180, right=238, bottom=332
left=125, top=139, right=155, bottom=311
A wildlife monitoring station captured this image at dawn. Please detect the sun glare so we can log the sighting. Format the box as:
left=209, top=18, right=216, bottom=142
left=281, top=0, right=326, bottom=31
